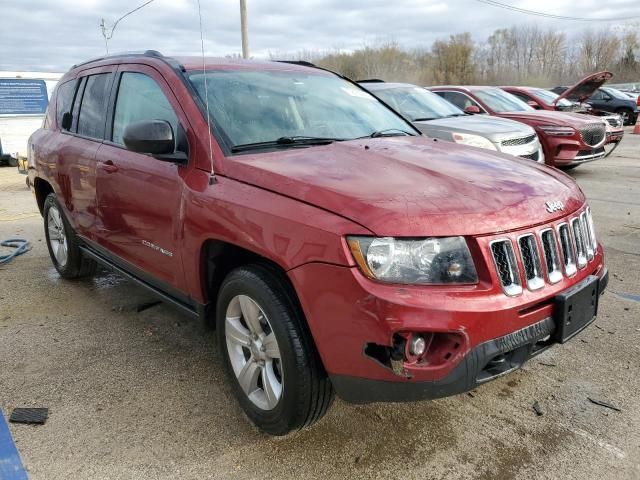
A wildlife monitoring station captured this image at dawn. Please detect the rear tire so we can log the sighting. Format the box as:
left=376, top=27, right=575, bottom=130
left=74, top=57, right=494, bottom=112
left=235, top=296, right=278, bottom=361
left=216, top=264, right=334, bottom=435
left=617, top=107, right=634, bottom=126
left=43, top=193, right=97, bottom=279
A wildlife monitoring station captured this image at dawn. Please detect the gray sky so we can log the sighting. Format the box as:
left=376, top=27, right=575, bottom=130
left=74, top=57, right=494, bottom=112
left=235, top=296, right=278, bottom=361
left=0, top=0, right=638, bottom=72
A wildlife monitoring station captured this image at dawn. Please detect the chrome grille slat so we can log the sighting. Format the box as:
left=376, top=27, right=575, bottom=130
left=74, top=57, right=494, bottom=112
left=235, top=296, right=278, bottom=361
left=490, top=240, right=522, bottom=296
left=518, top=234, right=544, bottom=290
left=557, top=223, right=577, bottom=277
left=586, top=207, right=597, bottom=251
left=580, top=212, right=594, bottom=260
left=540, top=229, right=562, bottom=284
left=571, top=217, right=588, bottom=268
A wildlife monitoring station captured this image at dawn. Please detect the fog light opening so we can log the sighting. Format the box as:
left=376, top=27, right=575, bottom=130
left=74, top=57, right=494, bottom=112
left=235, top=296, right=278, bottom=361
left=409, top=335, right=426, bottom=356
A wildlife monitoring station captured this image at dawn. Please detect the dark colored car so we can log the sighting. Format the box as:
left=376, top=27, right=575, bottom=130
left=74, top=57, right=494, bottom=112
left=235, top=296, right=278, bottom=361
left=430, top=86, right=609, bottom=169
left=28, top=52, right=607, bottom=435
left=552, top=84, right=639, bottom=125
left=360, top=81, right=544, bottom=163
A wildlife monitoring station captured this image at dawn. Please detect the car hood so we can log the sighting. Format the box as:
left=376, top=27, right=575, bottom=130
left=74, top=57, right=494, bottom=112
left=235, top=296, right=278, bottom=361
left=223, top=137, right=584, bottom=237
left=415, top=115, right=533, bottom=140
left=555, top=71, right=613, bottom=104
left=498, top=110, right=600, bottom=126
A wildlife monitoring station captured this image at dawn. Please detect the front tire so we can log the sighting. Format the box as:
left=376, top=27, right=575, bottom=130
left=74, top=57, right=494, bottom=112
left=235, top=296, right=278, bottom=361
left=43, top=193, right=96, bottom=279
left=8, top=157, right=18, bottom=167
left=216, top=264, right=334, bottom=435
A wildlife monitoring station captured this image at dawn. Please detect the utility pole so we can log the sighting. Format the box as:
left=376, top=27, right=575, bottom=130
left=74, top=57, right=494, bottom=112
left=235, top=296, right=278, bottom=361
left=240, top=0, right=249, bottom=59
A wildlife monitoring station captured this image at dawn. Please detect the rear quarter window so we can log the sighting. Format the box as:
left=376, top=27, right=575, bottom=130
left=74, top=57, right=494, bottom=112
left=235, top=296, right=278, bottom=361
left=55, top=80, right=77, bottom=129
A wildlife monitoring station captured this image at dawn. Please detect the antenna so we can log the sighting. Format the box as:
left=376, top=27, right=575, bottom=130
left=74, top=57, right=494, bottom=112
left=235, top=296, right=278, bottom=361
left=197, top=0, right=216, bottom=185
left=100, top=0, right=156, bottom=54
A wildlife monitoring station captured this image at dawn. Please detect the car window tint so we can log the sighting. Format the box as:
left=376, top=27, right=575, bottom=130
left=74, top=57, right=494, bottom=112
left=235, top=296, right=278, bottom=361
left=440, top=92, right=476, bottom=110
left=56, top=80, right=76, bottom=129
left=77, top=73, right=111, bottom=139
left=590, top=90, right=604, bottom=101
left=112, top=72, right=178, bottom=146
left=511, top=92, right=531, bottom=103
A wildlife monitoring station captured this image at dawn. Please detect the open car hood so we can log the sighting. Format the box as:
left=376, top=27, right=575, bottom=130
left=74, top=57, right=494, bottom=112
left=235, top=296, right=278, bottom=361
left=554, top=71, right=613, bottom=105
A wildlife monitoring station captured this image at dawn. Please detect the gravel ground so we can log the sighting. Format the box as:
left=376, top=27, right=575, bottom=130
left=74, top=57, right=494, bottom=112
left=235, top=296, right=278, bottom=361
left=0, top=130, right=639, bottom=480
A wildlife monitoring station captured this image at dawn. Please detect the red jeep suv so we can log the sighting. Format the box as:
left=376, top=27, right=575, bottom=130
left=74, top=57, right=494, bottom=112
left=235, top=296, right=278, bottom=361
left=430, top=86, right=609, bottom=169
left=28, top=52, right=608, bottom=435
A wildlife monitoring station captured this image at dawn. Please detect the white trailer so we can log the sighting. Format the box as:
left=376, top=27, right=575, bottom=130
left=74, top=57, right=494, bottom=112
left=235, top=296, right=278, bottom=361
left=0, top=71, right=62, bottom=166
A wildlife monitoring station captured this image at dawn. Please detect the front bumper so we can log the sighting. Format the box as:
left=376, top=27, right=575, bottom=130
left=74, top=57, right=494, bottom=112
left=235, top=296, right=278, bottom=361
left=330, top=269, right=607, bottom=403
left=288, top=216, right=607, bottom=404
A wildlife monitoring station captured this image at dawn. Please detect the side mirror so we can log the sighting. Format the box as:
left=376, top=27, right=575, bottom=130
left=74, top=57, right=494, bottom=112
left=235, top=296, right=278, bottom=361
left=61, top=112, right=72, bottom=130
left=123, top=120, right=185, bottom=162
left=527, top=100, right=541, bottom=109
left=603, top=94, right=612, bottom=101
left=464, top=105, right=481, bottom=115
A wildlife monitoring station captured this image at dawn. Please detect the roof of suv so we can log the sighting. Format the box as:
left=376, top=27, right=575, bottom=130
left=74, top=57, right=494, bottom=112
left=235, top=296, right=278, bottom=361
left=70, top=51, right=327, bottom=75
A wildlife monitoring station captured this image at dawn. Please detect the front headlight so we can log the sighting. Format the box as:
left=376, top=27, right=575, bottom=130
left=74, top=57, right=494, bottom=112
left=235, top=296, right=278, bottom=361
left=347, top=236, right=478, bottom=284
left=451, top=132, right=497, bottom=150
left=538, top=125, right=575, bottom=136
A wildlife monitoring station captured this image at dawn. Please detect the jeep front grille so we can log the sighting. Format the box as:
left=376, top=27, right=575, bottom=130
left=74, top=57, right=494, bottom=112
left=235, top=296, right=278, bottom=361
left=578, top=123, right=606, bottom=147
left=490, top=209, right=598, bottom=296
left=501, top=134, right=536, bottom=147
left=490, top=240, right=522, bottom=296
left=518, top=235, right=544, bottom=290
left=540, top=229, right=562, bottom=284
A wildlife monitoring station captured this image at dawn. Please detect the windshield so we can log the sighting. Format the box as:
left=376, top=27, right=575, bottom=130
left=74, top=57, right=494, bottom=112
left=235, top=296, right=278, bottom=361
left=531, top=88, right=573, bottom=107
left=372, top=86, right=464, bottom=121
left=188, top=70, right=415, bottom=150
left=474, top=88, right=534, bottom=113
left=602, top=87, right=632, bottom=100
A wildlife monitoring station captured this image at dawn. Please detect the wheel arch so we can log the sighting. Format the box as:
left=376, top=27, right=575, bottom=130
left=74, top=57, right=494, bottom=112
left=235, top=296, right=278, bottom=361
left=33, top=177, right=54, bottom=215
left=200, top=239, right=301, bottom=319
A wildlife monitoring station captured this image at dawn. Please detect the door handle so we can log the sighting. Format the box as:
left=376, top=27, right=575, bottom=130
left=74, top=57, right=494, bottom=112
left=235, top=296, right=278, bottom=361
left=98, top=160, right=118, bottom=174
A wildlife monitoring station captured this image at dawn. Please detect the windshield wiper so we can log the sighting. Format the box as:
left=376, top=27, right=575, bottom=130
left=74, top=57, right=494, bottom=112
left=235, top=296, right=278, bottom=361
left=356, top=128, right=416, bottom=139
left=231, top=136, right=342, bottom=153
left=444, top=113, right=466, bottom=117
left=412, top=117, right=436, bottom=122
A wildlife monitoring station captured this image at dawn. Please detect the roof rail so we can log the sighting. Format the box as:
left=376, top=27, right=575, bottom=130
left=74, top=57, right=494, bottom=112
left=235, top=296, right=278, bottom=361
left=357, top=79, right=385, bottom=83
left=71, top=50, right=165, bottom=69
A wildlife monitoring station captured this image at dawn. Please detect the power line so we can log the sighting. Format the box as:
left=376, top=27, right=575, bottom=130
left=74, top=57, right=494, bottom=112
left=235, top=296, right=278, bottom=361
left=475, top=0, right=640, bottom=22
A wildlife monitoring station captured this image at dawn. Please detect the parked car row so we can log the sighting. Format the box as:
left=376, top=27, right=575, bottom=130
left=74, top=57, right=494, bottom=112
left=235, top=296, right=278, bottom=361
left=28, top=52, right=609, bottom=435
left=358, top=70, right=632, bottom=170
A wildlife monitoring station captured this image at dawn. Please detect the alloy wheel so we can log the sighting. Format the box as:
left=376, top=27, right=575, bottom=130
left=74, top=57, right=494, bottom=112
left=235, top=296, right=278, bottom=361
left=47, top=206, right=68, bottom=267
left=225, top=294, right=283, bottom=410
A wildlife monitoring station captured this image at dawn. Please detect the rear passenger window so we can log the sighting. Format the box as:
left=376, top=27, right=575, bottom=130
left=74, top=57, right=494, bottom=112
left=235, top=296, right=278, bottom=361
left=56, top=80, right=76, bottom=129
left=112, top=72, right=178, bottom=146
left=77, top=73, right=111, bottom=139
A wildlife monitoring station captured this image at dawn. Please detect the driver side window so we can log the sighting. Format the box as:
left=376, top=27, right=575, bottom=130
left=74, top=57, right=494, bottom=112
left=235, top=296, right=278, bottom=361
left=112, top=72, right=179, bottom=146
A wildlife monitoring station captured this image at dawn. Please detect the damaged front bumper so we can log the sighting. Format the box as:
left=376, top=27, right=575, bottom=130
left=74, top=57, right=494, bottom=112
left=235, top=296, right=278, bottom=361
left=331, top=269, right=608, bottom=404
